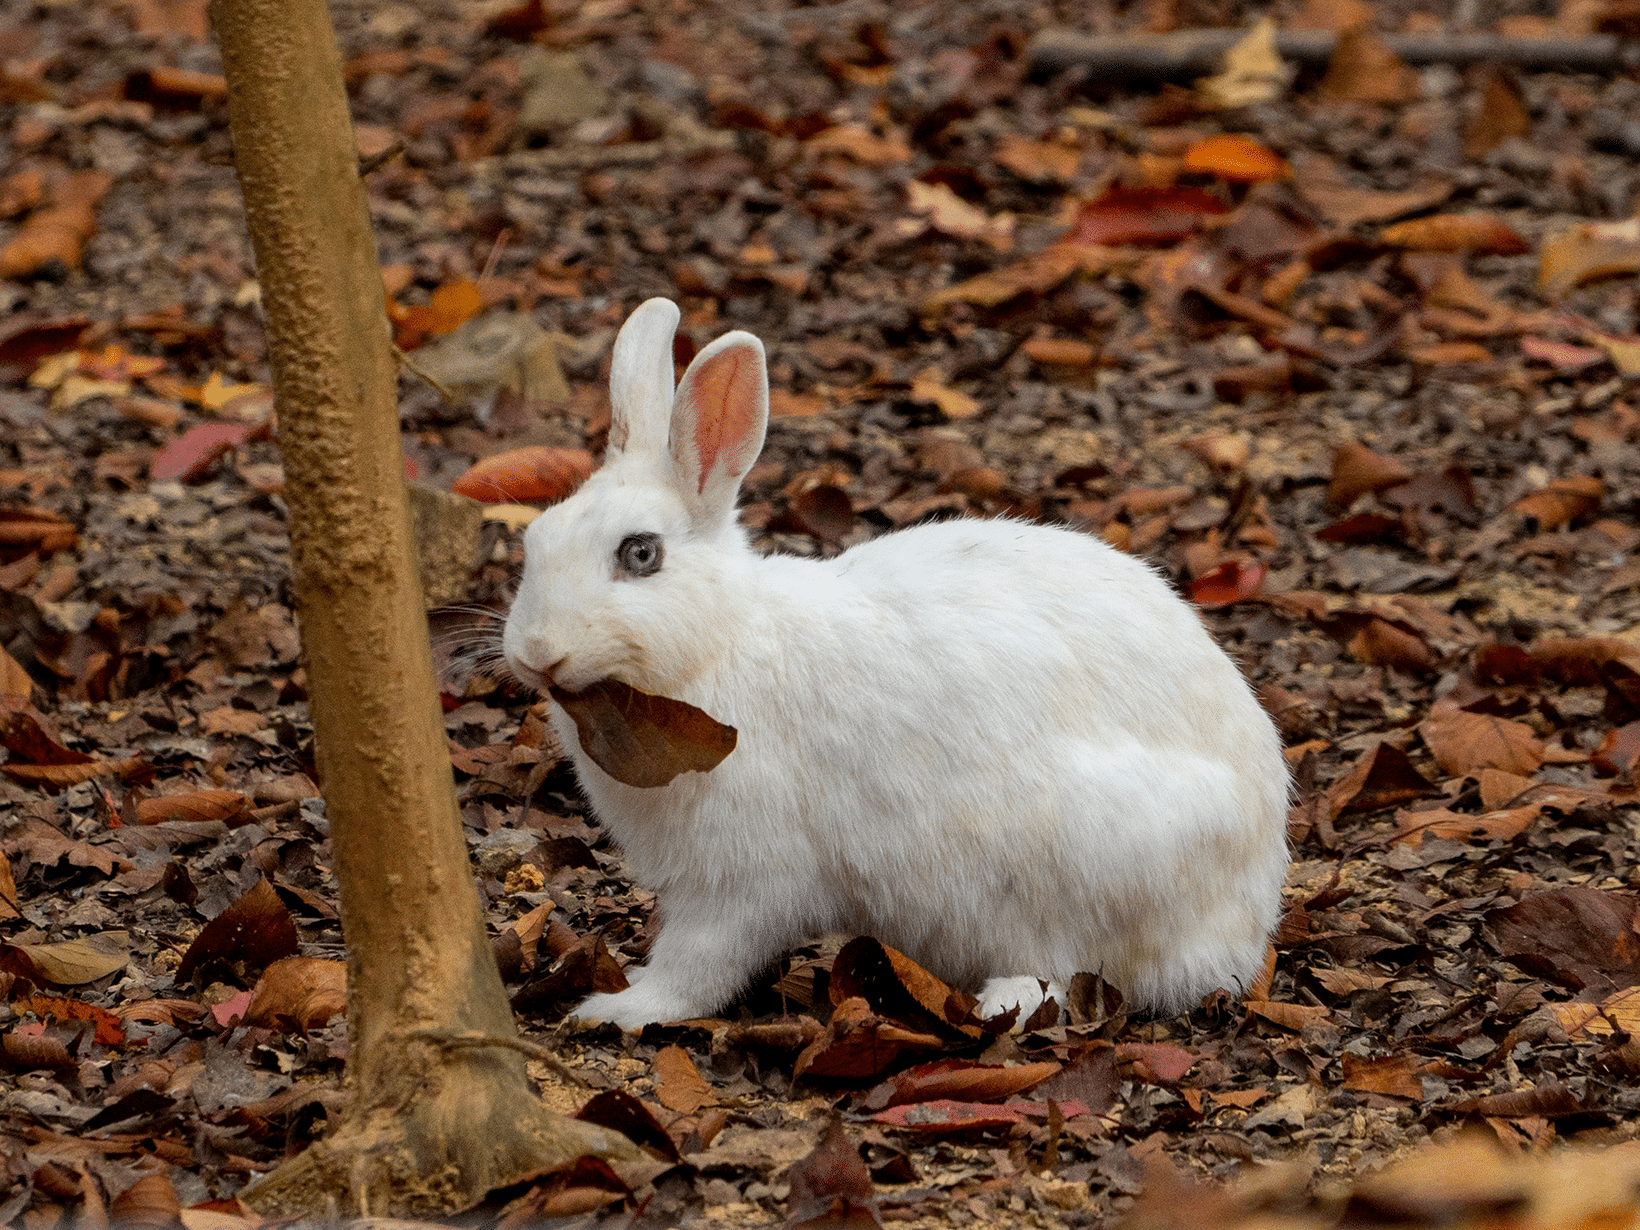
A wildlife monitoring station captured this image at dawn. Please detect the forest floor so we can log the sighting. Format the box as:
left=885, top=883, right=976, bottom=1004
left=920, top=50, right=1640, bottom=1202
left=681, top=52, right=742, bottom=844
left=2, top=0, right=1640, bottom=1225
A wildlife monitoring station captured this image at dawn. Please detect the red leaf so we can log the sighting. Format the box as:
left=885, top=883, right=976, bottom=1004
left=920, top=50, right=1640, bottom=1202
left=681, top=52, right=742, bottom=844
left=177, top=879, right=300, bottom=985
left=1072, top=187, right=1228, bottom=247
left=1190, top=559, right=1266, bottom=609
left=150, top=421, right=252, bottom=483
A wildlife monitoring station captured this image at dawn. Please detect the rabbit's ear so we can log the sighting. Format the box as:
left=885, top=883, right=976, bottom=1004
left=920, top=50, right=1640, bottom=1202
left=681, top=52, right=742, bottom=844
left=670, top=331, right=768, bottom=522
left=608, top=298, right=682, bottom=460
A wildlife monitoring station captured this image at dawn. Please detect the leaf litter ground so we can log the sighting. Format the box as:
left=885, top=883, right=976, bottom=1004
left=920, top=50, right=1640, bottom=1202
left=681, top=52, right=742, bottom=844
left=1, top=0, right=1640, bottom=1225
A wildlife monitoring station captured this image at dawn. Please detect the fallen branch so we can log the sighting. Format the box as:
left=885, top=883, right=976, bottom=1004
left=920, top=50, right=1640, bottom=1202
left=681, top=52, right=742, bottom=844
left=1029, top=27, right=1638, bottom=81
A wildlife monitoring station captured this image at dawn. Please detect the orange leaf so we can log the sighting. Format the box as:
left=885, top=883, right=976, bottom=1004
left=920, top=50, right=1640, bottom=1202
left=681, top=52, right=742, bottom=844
left=13, top=996, right=125, bottom=1045
left=0, top=171, right=115, bottom=279
left=864, top=1058, right=1061, bottom=1109
left=450, top=446, right=594, bottom=504
left=1391, top=804, right=1541, bottom=847
left=1513, top=475, right=1602, bottom=529
left=1379, top=214, right=1529, bottom=256
left=1182, top=134, right=1290, bottom=183
left=1023, top=337, right=1095, bottom=365
left=550, top=679, right=737, bottom=789
left=1246, top=1000, right=1330, bottom=1030
left=1536, top=217, right=1640, bottom=299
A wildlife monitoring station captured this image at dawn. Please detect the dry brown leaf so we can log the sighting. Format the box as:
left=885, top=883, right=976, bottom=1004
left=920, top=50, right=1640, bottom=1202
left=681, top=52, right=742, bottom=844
left=995, top=134, right=1079, bottom=183
left=135, top=789, right=254, bottom=826
left=1245, top=1000, right=1330, bottom=1030
left=1419, top=707, right=1544, bottom=776
left=13, top=934, right=130, bottom=985
left=0, top=1030, right=75, bottom=1071
left=1380, top=214, right=1529, bottom=256
left=1341, top=1053, right=1424, bottom=1098
left=1513, top=475, right=1602, bottom=528
left=1197, top=17, right=1286, bottom=108
left=863, top=1059, right=1062, bottom=1110
left=805, top=123, right=910, bottom=165
left=909, top=368, right=980, bottom=419
left=550, top=679, right=737, bottom=789
left=0, top=647, right=31, bottom=702
left=177, top=879, right=300, bottom=984
left=1318, top=26, right=1419, bottom=103
left=1547, top=985, right=1640, bottom=1037
left=1325, top=441, right=1410, bottom=511
left=1537, top=217, right=1640, bottom=299
left=0, top=171, right=115, bottom=279
left=1326, top=742, right=1442, bottom=818
left=904, top=181, right=1014, bottom=250
left=1294, top=155, right=1452, bottom=228
left=1023, top=337, right=1095, bottom=366
left=1463, top=66, right=1533, bottom=160
left=1391, top=804, right=1541, bottom=847
left=108, top=1171, right=182, bottom=1229
left=243, top=956, right=346, bottom=1032
left=652, top=1044, right=717, bottom=1114
left=921, top=243, right=1125, bottom=313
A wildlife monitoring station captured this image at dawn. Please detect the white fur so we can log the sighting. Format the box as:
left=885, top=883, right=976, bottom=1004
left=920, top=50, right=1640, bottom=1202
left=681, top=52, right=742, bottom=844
left=503, top=298, right=1290, bottom=1030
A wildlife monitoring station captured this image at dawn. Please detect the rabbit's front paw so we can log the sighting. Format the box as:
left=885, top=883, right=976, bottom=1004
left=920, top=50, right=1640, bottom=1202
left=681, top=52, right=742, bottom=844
left=573, top=985, right=698, bottom=1031
left=978, top=976, right=1066, bottom=1028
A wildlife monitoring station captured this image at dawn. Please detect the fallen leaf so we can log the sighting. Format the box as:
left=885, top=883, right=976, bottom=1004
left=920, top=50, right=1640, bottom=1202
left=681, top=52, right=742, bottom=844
left=1190, top=560, right=1266, bottom=609
left=1379, top=214, right=1529, bottom=256
left=829, top=937, right=978, bottom=1036
left=1326, top=742, right=1442, bottom=818
left=0, top=171, right=115, bottom=279
left=1519, top=335, right=1607, bottom=371
left=1593, top=722, right=1640, bottom=778
left=1117, top=1042, right=1198, bottom=1085
left=549, top=679, right=737, bottom=789
left=922, top=243, right=1123, bottom=313
left=1183, top=134, right=1289, bottom=182
left=1325, top=442, right=1410, bottom=512
left=785, top=1119, right=881, bottom=1229
left=150, top=421, right=254, bottom=484
left=13, top=996, right=125, bottom=1045
left=1341, top=1054, right=1423, bottom=1099
left=1073, top=186, right=1228, bottom=247
left=1245, top=1000, right=1330, bottom=1030
left=1489, top=887, right=1640, bottom=994
left=653, top=1045, right=717, bottom=1114
left=0, top=1031, right=75, bottom=1071
left=1537, top=217, right=1640, bottom=298
left=450, top=446, right=594, bottom=504
left=1318, top=26, right=1420, bottom=103
left=861, top=1059, right=1061, bottom=1111
left=1546, top=985, right=1640, bottom=1037
left=1197, top=17, right=1287, bottom=108
left=1294, top=155, right=1452, bottom=229
left=1022, top=337, right=1095, bottom=365
left=135, top=790, right=254, bottom=826
left=109, top=1172, right=181, bottom=1229
left=995, top=134, right=1080, bottom=183
left=1391, top=804, right=1541, bottom=847
left=1463, top=65, right=1532, bottom=160
left=909, top=368, right=980, bottom=419
left=903, top=181, right=1014, bottom=250
left=805, top=123, right=910, bottom=166
left=243, top=956, right=346, bottom=1032
left=1419, top=707, right=1544, bottom=776
left=789, top=485, right=854, bottom=544
left=13, top=933, right=130, bottom=985
left=177, top=879, right=300, bottom=985
left=1513, top=475, right=1602, bottom=529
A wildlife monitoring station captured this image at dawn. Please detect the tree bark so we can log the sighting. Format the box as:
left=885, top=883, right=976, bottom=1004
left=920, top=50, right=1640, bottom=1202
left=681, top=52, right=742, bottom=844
left=207, top=0, right=636, bottom=1216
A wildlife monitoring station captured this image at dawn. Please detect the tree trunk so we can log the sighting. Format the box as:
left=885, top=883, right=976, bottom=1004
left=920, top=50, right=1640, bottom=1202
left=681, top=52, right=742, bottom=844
left=207, top=0, right=636, bottom=1216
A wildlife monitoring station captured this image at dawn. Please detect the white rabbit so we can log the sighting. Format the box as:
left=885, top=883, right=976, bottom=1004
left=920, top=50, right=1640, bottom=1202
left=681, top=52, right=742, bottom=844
left=502, top=298, right=1290, bottom=1030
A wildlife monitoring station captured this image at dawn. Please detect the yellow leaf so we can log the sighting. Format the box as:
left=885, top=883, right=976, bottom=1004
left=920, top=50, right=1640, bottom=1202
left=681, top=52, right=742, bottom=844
left=1198, top=17, right=1287, bottom=108
left=910, top=367, right=981, bottom=419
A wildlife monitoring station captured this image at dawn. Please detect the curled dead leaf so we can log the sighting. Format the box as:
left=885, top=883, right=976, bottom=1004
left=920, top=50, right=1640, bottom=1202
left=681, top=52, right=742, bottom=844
left=549, top=679, right=736, bottom=789
left=243, top=956, right=346, bottom=1032
left=451, top=446, right=594, bottom=505
left=0, top=171, right=115, bottom=280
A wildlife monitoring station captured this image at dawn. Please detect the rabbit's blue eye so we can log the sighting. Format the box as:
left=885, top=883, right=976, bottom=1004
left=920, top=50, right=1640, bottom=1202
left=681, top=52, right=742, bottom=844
left=616, top=533, right=663, bottom=578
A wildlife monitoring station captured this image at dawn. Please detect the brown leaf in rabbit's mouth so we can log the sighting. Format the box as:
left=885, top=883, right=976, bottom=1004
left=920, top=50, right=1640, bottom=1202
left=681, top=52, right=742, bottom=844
left=549, top=679, right=737, bottom=788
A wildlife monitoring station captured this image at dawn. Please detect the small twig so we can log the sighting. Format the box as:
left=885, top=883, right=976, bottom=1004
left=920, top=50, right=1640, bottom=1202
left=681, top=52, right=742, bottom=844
left=358, top=138, right=405, bottom=177
left=1029, top=27, right=1638, bottom=81
left=478, top=228, right=511, bottom=290
left=406, top=1029, right=586, bottom=1088
left=391, top=341, right=458, bottom=402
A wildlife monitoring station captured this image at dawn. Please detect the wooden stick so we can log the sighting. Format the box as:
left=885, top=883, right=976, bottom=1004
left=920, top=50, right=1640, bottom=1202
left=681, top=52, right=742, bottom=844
left=1029, top=27, right=1638, bottom=81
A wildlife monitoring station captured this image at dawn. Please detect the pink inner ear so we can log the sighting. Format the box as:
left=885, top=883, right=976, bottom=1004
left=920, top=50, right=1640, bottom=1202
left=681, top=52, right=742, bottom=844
left=689, top=347, right=760, bottom=494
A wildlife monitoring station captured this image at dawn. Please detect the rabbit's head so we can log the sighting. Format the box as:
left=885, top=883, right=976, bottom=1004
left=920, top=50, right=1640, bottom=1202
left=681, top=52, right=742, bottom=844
left=503, top=298, right=768, bottom=697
